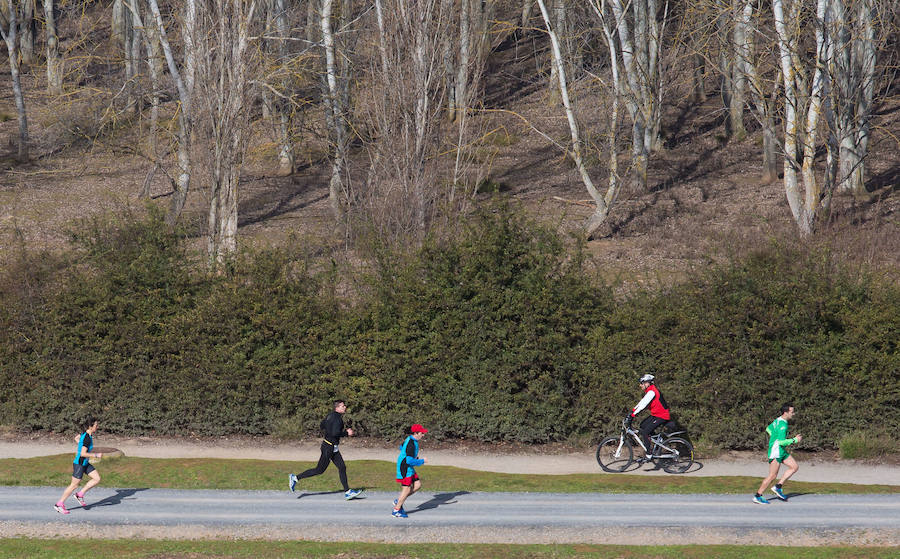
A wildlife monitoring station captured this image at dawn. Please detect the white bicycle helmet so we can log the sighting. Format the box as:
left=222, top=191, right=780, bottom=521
left=639, top=373, right=655, bottom=383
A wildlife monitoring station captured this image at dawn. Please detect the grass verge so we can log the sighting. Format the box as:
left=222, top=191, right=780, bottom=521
left=2, top=456, right=897, bottom=494
left=1, top=539, right=898, bottom=559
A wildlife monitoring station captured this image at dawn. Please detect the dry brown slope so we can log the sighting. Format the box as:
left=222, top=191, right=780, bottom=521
left=1, top=25, right=898, bottom=282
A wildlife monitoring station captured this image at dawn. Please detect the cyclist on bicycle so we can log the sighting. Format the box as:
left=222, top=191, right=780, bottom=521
left=626, top=374, right=671, bottom=462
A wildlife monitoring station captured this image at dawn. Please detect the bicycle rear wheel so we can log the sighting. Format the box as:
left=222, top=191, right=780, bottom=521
left=596, top=436, right=633, bottom=472
left=662, top=437, right=693, bottom=474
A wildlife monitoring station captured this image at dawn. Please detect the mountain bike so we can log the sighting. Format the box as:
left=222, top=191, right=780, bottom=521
left=596, top=418, right=694, bottom=473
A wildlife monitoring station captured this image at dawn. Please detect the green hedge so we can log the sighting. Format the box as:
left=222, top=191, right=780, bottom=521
left=1, top=204, right=897, bottom=449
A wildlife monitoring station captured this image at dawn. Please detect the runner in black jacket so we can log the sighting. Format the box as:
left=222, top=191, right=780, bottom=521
left=289, top=400, right=363, bottom=499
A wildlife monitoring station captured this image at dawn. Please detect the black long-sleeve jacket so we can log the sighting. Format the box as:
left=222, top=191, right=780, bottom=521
left=321, top=411, right=348, bottom=445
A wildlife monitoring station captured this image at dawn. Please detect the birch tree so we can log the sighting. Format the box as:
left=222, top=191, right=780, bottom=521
left=604, top=0, right=669, bottom=190
left=196, top=0, right=259, bottom=263
left=18, top=0, right=33, bottom=64
left=441, top=0, right=490, bottom=206
left=111, top=0, right=140, bottom=111
left=773, top=0, right=886, bottom=232
left=829, top=0, right=878, bottom=196
left=121, top=0, right=165, bottom=198
left=723, top=0, right=749, bottom=140
left=321, top=0, right=351, bottom=222
left=42, top=0, right=62, bottom=94
left=366, top=0, right=450, bottom=239
left=147, top=0, right=198, bottom=225
left=0, top=1, right=29, bottom=160
left=532, top=0, right=621, bottom=238
left=773, top=0, right=833, bottom=235
left=264, top=0, right=294, bottom=176
left=735, top=0, right=781, bottom=182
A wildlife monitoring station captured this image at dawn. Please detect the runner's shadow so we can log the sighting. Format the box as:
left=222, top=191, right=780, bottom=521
left=82, top=488, right=148, bottom=510
left=408, top=491, right=470, bottom=515
left=295, top=490, right=344, bottom=500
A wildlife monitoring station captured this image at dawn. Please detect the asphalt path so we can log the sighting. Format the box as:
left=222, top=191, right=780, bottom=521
left=2, top=486, right=898, bottom=545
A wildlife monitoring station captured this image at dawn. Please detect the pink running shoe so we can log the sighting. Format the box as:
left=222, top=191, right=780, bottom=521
left=54, top=503, right=70, bottom=515
left=73, top=492, right=87, bottom=507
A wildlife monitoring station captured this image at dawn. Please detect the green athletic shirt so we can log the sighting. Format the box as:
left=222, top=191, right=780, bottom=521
left=765, top=417, right=797, bottom=461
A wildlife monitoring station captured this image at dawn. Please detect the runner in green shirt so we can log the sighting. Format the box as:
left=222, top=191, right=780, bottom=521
left=753, top=403, right=802, bottom=504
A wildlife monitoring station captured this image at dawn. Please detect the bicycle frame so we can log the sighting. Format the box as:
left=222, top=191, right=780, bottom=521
left=615, top=425, right=683, bottom=460
left=598, top=418, right=693, bottom=474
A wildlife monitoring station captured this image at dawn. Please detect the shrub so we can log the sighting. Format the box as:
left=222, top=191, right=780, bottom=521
left=1, top=206, right=897, bottom=450
left=839, top=431, right=898, bottom=460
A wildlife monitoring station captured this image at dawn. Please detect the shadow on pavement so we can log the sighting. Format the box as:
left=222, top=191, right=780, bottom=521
left=295, top=489, right=344, bottom=499
left=623, top=460, right=704, bottom=474
left=664, top=460, right=704, bottom=474
left=82, top=488, right=149, bottom=510
left=409, top=491, right=470, bottom=515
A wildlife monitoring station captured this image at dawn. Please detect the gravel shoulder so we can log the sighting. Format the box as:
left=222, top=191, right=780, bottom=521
left=3, top=433, right=898, bottom=485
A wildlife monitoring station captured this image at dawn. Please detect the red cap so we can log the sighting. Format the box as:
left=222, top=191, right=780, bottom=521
left=410, top=424, right=428, bottom=434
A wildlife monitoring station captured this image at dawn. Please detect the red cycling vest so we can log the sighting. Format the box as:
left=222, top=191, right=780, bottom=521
left=639, top=384, right=670, bottom=420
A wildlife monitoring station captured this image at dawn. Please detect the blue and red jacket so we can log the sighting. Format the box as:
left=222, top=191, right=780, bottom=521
left=396, top=436, right=425, bottom=480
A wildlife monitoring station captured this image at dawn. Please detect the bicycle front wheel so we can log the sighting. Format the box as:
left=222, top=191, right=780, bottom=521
left=596, top=436, right=633, bottom=472
left=662, top=437, right=694, bottom=474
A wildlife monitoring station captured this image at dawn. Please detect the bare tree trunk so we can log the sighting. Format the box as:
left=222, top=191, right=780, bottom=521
left=364, top=0, right=450, bottom=241
left=717, top=8, right=734, bottom=127
left=411, top=2, right=431, bottom=230
left=692, top=53, right=706, bottom=103
left=832, top=0, right=877, bottom=196
left=19, top=0, right=34, bottom=65
left=609, top=0, right=667, bottom=190
left=453, top=0, right=470, bottom=124
left=538, top=0, right=617, bottom=237
left=321, top=0, right=349, bottom=222
left=588, top=0, right=628, bottom=237
left=440, top=0, right=456, bottom=120
left=202, top=0, right=258, bottom=264
left=1, top=3, right=29, bottom=160
left=761, top=101, right=779, bottom=183
left=260, top=0, right=274, bottom=121
left=739, top=0, right=780, bottom=183
left=118, top=0, right=143, bottom=115
left=521, top=0, right=534, bottom=29
left=773, top=0, right=834, bottom=235
left=144, top=0, right=163, bottom=174
left=715, top=0, right=750, bottom=141
left=374, top=0, right=389, bottom=75
left=148, top=0, right=197, bottom=225
left=128, top=0, right=163, bottom=198
left=454, top=0, right=490, bottom=208
left=112, top=0, right=125, bottom=43
left=306, top=0, right=316, bottom=43
left=547, top=0, right=565, bottom=92
left=729, top=0, right=749, bottom=141
left=42, top=0, right=63, bottom=94
left=128, top=0, right=143, bottom=114
left=258, top=0, right=292, bottom=175
left=273, top=0, right=293, bottom=175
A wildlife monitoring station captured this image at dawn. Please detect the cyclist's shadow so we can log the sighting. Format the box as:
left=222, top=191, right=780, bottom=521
left=626, top=460, right=704, bottom=474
